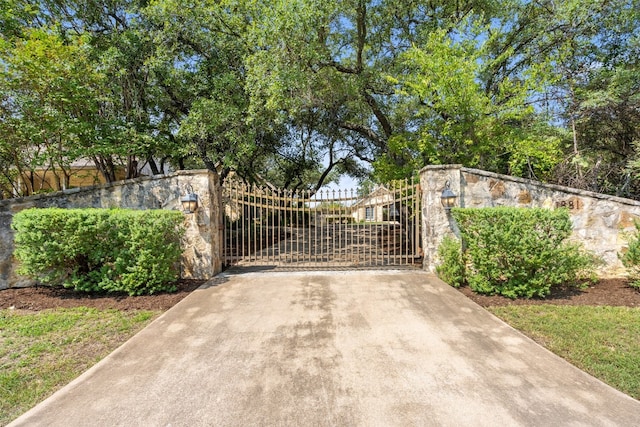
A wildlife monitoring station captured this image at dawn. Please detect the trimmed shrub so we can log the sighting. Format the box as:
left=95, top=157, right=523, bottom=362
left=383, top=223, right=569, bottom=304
left=450, top=207, right=595, bottom=299
left=436, top=235, right=465, bottom=287
left=12, top=208, right=185, bottom=295
left=619, top=220, right=640, bottom=290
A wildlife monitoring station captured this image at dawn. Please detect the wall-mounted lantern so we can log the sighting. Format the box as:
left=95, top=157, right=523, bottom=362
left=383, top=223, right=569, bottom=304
left=181, top=185, right=199, bottom=213
left=440, top=180, right=457, bottom=212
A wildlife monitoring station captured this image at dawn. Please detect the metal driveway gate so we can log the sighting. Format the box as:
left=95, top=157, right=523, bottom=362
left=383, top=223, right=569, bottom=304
left=223, top=179, right=422, bottom=268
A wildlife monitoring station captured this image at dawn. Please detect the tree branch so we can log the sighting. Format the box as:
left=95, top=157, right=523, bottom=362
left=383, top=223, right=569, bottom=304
left=339, top=121, right=385, bottom=147
left=356, top=1, right=366, bottom=73
left=319, top=60, right=360, bottom=74
left=363, top=91, right=393, bottom=138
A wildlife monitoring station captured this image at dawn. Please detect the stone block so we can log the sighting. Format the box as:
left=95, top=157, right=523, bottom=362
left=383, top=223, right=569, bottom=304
left=517, top=190, right=532, bottom=204
left=463, top=172, right=479, bottom=184
left=619, top=211, right=638, bottom=229
left=10, top=202, right=35, bottom=213
left=489, top=180, right=505, bottom=198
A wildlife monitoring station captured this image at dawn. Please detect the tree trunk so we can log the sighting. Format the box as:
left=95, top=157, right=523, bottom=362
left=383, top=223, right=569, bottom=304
left=146, top=155, right=161, bottom=175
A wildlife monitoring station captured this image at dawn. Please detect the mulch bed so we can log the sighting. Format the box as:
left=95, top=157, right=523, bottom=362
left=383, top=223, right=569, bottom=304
left=0, top=280, right=205, bottom=312
left=458, top=278, right=640, bottom=308
left=1, top=278, right=639, bottom=312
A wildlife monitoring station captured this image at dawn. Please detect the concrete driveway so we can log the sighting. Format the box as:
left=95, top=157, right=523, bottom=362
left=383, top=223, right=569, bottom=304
left=10, top=270, right=640, bottom=426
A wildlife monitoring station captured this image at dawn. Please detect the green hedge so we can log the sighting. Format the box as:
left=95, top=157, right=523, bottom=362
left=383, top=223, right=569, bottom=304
left=441, top=207, right=595, bottom=298
left=436, top=235, right=465, bottom=288
left=619, top=220, right=640, bottom=290
left=12, top=208, right=185, bottom=295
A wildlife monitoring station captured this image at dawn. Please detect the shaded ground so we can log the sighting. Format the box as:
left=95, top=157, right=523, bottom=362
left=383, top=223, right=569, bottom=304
left=227, top=225, right=422, bottom=269
left=0, top=280, right=205, bottom=312
left=458, top=278, right=640, bottom=307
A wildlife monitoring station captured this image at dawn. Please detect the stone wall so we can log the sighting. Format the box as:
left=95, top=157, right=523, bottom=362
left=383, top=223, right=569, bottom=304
left=0, top=170, right=222, bottom=290
left=420, top=165, right=640, bottom=276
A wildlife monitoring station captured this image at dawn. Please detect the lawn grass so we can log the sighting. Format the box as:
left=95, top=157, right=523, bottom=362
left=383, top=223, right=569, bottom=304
left=0, top=307, right=159, bottom=426
left=489, top=305, right=640, bottom=400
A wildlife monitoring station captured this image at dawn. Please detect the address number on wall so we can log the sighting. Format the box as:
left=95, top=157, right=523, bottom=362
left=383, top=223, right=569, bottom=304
left=555, top=198, right=582, bottom=210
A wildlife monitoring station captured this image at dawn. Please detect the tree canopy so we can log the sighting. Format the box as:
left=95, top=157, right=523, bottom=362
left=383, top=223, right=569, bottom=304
left=1, top=0, right=638, bottom=197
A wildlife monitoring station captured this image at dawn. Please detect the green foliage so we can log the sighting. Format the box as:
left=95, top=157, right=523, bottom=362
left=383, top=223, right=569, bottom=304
left=451, top=207, right=595, bottom=298
left=12, top=208, right=185, bottom=295
left=381, top=24, right=561, bottom=179
left=494, top=0, right=640, bottom=197
left=508, top=134, right=564, bottom=181
left=490, top=305, right=640, bottom=399
left=0, top=28, right=109, bottom=194
left=619, top=220, right=640, bottom=290
left=435, top=235, right=465, bottom=287
left=1, top=1, right=639, bottom=196
left=0, top=307, right=158, bottom=425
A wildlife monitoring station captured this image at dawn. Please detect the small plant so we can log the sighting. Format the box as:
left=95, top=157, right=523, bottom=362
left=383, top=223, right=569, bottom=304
left=436, top=235, right=465, bottom=287
left=619, top=220, right=640, bottom=290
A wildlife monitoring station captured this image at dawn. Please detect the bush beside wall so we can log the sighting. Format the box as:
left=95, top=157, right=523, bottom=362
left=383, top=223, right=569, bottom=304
left=619, top=221, right=640, bottom=290
left=435, top=235, right=465, bottom=288
left=12, top=208, right=185, bottom=295
left=443, top=207, right=595, bottom=298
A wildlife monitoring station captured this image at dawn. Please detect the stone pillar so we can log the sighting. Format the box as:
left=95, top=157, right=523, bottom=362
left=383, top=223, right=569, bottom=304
left=420, top=165, right=462, bottom=272
left=173, top=170, right=223, bottom=279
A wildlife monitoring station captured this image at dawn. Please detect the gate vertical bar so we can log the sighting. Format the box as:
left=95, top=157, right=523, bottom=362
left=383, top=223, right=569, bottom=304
left=347, top=188, right=357, bottom=265
left=388, top=183, right=393, bottom=267
left=230, top=183, right=236, bottom=266
left=323, top=190, right=328, bottom=264
left=239, top=182, right=245, bottom=263
left=252, top=185, right=257, bottom=263
left=411, top=178, right=417, bottom=263
left=277, top=188, right=282, bottom=265
left=330, top=189, right=334, bottom=264
left=269, top=187, right=272, bottom=264
left=292, top=190, right=296, bottom=264
left=405, top=178, right=410, bottom=265
left=295, top=190, right=300, bottom=264
left=314, top=190, right=324, bottom=263
left=223, top=184, right=228, bottom=266
left=408, top=179, right=413, bottom=265
left=282, top=189, right=287, bottom=265
left=390, top=184, right=396, bottom=267
left=246, top=184, right=250, bottom=264
left=255, top=185, right=261, bottom=263
left=319, top=190, right=324, bottom=264
left=416, top=179, right=422, bottom=262
left=313, top=191, right=318, bottom=264
left=232, top=182, right=237, bottom=266
left=403, top=179, right=408, bottom=265
left=282, top=189, right=288, bottom=265
left=338, top=189, right=342, bottom=266
left=302, top=190, right=306, bottom=263
left=248, top=184, right=253, bottom=263
left=254, top=187, right=259, bottom=265
left=408, top=178, right=413, bottom=264
left=392, top=183, right=397, bottom=266
left=306, top=189, right=311, bottom=264
left=288, top=188, right=294, bottom=265
left=367, top=193, right=372, bottom=267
